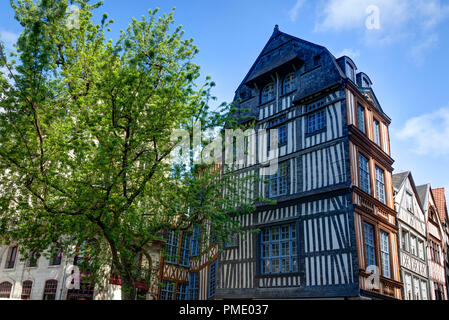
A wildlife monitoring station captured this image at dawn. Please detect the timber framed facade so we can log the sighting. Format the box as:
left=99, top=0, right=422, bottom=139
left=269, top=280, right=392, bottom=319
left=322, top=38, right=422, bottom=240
left=215, top=26, right=402, bottom=300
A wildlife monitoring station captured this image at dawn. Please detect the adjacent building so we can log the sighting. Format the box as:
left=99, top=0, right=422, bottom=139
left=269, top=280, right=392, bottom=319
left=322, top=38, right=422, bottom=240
left=417, top=184, right=447, bottom=300
left=392, top=172, right=429, bottom=300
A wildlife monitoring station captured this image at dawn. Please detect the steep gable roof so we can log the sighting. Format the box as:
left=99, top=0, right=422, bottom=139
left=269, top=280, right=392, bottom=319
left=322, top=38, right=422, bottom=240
left=392, top=171, right=409, bottom=190
left=432, top=188, right=448, bottom=223
left=416, top=184, right=430, bottom=210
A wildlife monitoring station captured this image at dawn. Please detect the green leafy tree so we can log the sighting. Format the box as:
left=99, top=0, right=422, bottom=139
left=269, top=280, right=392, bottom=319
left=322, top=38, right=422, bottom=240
left=0, top=0, right=259, bottom=300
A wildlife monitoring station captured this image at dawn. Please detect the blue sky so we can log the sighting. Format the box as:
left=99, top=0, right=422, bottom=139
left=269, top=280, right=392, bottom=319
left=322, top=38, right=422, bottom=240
left=1, top=0, right=449, bottom=198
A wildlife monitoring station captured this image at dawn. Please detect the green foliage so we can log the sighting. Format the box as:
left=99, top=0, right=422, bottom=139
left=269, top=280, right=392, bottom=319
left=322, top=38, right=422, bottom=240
left=0, top=0, right=259, bottom=300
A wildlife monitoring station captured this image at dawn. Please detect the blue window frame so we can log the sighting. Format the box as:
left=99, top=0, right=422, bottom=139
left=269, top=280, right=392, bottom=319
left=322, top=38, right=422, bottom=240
left=375, top=166, right=386, bottom=204
left=165, top=231, right=179, bottom=264
left=363, top=222, right=376, bottom=268
left=278, top=125, right=287, bottom=146
left=188, top=272, right=199, bottom=300
left=208, top=261, right=217, bottom=298
left=359, top=154, right=370, bottom=194
left=358, top=104, right=366, bottom=133
left=180, top=233, right=191, bottom=267
left=307, top=110, right=326, bottom=134
left=260, top=224, right=298, bottom=275
left=373, top=120, right=380, bottom=146
left=269, top=162, right=288, bottom=198
left=190, top=226, right=201, bottom=257
left=224, top=234, right=237, bottom=248
left=261, top=83, right=275, bottom=104
left=176, top=283, right=189, bottom=300
left=283, top=73, right=296, bottom=94
left=380, top=231, right=391, bottom=279
left=160, top=280, right=175, bottom=300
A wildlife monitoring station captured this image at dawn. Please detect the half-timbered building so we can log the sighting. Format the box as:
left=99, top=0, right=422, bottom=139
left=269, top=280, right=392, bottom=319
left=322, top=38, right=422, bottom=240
left=216, top=25, right=402, bottom=300
left=417, top=184, right=447, bottom=300
left=392, top=172, right=430, bottom=300
left=432, top=188, right=449, bottom=298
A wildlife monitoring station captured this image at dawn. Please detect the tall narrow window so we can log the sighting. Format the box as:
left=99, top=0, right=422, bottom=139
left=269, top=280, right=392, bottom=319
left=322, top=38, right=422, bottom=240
left=401, top=230, right=409, bottom=252
left=410, top=235, right=417, bottom=256
left=278, top=125, right=287, bottom=146
left=188, top=272, right=199, bottom=300
left=208, top=260, right=217, bottom=298
left=269, top=162, right=289, bottom=198
left=5, top=246, right=17, bottom=269
left=21, top=281, right=33, bottom=300
left=380, top=231, right=391, bottom=279
left=164, top=231, right=180, bottom=264
left=373, top=120, right=380, bottom=146
left=190, top=226, right=201, bottom=257
left=359, top=154, right=370, bottom=194
left=418, top=239, right=424, bottom=260
left=43, top=280, right=58, bottom=300
left=283, top=73, right=296, bottom=94
left=0, top=282, right=12, bottom=299
left=406, top=192, right=414, bottom=213
left=413, top=278, right=421, bottom=300
left=261, top=83, right=275, bottom=104
left=357, top=104, right=366, bottom=133
left=176, top=283, right=189, bottom=300
left=49, top=245, right=62, bottom=266
left=307, top=109, right=326, bottom=134
left=375, top=166, right=386, bottom=204
left=363, top=223, right=376, bottom=268
left=405, top=274, right=412, bottom=300
left=179, top=233, right=191, bottom=267
left=27, top=250, right=38, bottom=268
left=160, top=281, right=175, bottom=300
left=421, top=280, right=428, bottom=300
left=260, top=224, right=297, bottom=275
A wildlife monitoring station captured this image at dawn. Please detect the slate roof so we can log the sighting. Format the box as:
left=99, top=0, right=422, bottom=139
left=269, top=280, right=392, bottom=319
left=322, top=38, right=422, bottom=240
left=392, top=171, right=409, bottom=190
left=416, top=184, right=430, bottom=209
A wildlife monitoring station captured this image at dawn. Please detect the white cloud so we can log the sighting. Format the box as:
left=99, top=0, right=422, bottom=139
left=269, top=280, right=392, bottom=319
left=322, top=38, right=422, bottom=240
left=338, top=48, right=360, bottom=59
left=289, top=0, right=306, bottom=22
left=410, top=34, right=439, bottom=65
left=396, top=107, right=449, bottom=156
left=0, top=30, right=18, bottom=50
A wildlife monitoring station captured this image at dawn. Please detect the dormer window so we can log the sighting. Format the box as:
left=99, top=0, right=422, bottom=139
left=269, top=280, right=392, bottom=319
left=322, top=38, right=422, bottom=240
left=261, top=82, right=275, bottom=104
left=347, top=62, right=355, bottom=81
left=283, top=73, right=296, bottom=94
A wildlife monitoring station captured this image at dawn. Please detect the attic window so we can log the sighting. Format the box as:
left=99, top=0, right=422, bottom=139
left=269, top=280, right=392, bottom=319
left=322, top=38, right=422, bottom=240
left=283, top=73, right=296, bottom=94
left=261, top=82, right=275, bottom=104
left=346, top=62, right=355, bottom=81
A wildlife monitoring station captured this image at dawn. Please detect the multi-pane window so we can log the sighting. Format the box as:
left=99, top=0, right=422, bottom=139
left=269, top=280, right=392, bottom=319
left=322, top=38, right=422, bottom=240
left=21, top=281, right=33, bottom=300
left=180, top=233, right=191, bottom=267
left=261, top=83, right=275, bottom=104
left=160, top=281, right=175, bottom=300
left=49, top=245, right=62, bottom=266
left=418, top=240, right=424, bottom=260
left=373, top=120, right=380, bottom=146
left=43, top=280, right=58, bottom=300
left=278, top=125, right=287, bottom=146
left=434, top=283, right=444, bottom=300
left=188, top=272, right=199, bottom=300
left=260, top=224, right=298, bottom=275
left=27, top=250, right=38, bottom=268
left=413, top=278, right=421, bottom=300
left=176, top=283, right=189, bottom=300
left=283, top=73, right=296, bottom=94
left=269, top=162, right=288, bottom=198
left=224, top=233, right=237, bottom=248
left=165, top=231, right=180, bottom=264
left=405, top=274, right=412, bottom=300
left=5, top=246, right=17, bottom=269
left=421, top=280, right=428, bottom=300
left=190, top=226, right=201, bottom=257
left=307, top=110, right=326, bottom=134
left=208, top=260, right=217, bottom=298
left=380, top=231, right=391, bottom=279
left=410, top=235, right=417, bottom=256
left=0, top=282, right=12, bottom=299
left=406, top=192, right=414, bottom=213
left=375, top=166, right=385, bottom=204
left=359, top=154, right=370, bottom=194
left=401, top=230, right=409, bottom=252
left=363, top=223, right=376, bottom=268
left=357, top=104, right=366, bottom=133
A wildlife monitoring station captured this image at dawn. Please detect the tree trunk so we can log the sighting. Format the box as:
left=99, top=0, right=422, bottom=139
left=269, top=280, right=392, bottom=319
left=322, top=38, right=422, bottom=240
left=120, top=273, right=137, bottom=300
